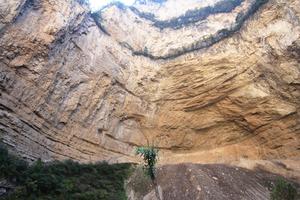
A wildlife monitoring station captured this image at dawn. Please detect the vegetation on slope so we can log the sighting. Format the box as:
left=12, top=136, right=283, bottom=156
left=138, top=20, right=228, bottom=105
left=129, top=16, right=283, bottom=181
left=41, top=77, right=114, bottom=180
left=130, top=0, right=244, bottom=30
left=271, top=178, right=298, bottom=200
left=0, top=144, right=132, bottom=200
left=91, top=0, right=269, bottom=59
left=130, top=0, right=269, bottom=60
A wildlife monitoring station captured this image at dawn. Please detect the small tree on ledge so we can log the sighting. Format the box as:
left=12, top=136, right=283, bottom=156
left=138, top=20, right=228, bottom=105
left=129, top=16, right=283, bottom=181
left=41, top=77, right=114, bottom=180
left=135, top=146, right=158, bottom=180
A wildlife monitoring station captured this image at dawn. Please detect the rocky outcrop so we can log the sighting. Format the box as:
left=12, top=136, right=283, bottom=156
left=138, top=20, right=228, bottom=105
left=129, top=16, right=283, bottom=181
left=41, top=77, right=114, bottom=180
left=0, top=0, right=299, bottom=169
left=126, top=164, right=300, bottom=200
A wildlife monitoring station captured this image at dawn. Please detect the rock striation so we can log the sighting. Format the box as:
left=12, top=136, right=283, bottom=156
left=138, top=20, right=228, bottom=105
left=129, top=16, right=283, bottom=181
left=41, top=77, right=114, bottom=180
left=0, top=0, right=299, bottom=169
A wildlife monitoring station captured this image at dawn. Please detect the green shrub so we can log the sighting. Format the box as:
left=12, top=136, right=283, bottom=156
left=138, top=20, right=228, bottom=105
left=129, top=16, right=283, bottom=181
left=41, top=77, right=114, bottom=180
left=136, top=146, right=158, bottom=180
left=271, top=178, right=297, bottom=200
left=0, top=144, right=28, bottom=182
left=0, top=145, right=132, bottom=200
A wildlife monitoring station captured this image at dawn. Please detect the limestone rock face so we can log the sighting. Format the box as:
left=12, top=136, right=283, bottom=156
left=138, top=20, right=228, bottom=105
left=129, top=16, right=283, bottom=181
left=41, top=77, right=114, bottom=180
left=0, top=0, right=299, bottom=166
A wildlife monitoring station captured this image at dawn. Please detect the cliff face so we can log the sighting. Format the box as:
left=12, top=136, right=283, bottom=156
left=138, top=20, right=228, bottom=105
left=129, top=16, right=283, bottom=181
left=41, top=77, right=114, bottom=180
left=0, top=0, right=299, bottom=166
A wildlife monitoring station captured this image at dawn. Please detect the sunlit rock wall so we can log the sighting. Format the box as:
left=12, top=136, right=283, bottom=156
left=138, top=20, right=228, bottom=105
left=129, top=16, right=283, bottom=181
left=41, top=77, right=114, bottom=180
left=0, top=0, right=299, bottom=164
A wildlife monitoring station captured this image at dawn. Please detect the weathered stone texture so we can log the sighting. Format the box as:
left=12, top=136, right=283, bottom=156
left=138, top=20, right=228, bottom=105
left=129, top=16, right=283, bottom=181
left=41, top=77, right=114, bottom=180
left=0, top=0, right=299, bottom=166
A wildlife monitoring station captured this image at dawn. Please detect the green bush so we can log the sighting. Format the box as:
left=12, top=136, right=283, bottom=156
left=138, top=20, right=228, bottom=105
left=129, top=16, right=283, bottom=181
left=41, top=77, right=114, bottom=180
left=0, top=144, right=28, bottom=182
left=0, top=144, right=132, bottom=200
left=136, top=146, right=158, bottom=180
left=271, top=178, right=297, bottom=200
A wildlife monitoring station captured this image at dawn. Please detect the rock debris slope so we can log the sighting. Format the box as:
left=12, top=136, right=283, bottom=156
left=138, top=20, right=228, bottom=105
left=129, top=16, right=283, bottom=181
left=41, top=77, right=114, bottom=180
left=0, top=0, right=299, bottom=170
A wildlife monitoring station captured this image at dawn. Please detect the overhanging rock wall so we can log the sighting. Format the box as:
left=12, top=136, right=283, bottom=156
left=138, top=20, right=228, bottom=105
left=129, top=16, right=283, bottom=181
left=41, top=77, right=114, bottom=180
left=0, top=0, right=299, bottom=164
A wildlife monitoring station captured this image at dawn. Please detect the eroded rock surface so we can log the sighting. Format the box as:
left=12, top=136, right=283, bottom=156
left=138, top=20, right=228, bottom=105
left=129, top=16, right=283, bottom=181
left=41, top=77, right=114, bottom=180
left=126, top=164, right=300, bottom=200
left=0, top=0, right=299, bottom=168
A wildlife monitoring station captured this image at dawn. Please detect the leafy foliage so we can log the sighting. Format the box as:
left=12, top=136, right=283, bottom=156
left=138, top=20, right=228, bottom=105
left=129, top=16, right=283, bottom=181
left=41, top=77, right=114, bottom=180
left=0, top=145, right=28, bottom=182
left=135, top=146, right=158, bottom=180
left=0, top=144, right=132, bottom=200
left=271, top=178, right=297, bottom=200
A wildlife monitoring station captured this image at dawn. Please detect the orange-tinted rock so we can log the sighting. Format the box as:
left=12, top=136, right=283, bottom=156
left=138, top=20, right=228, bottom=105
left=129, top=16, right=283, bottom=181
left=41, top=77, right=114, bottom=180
left=0, top=0, right=299, bottom=169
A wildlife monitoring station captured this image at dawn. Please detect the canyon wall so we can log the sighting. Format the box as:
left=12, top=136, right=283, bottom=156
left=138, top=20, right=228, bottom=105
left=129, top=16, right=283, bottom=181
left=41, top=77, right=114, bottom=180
left=0, top=0, right=299, bottom=165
